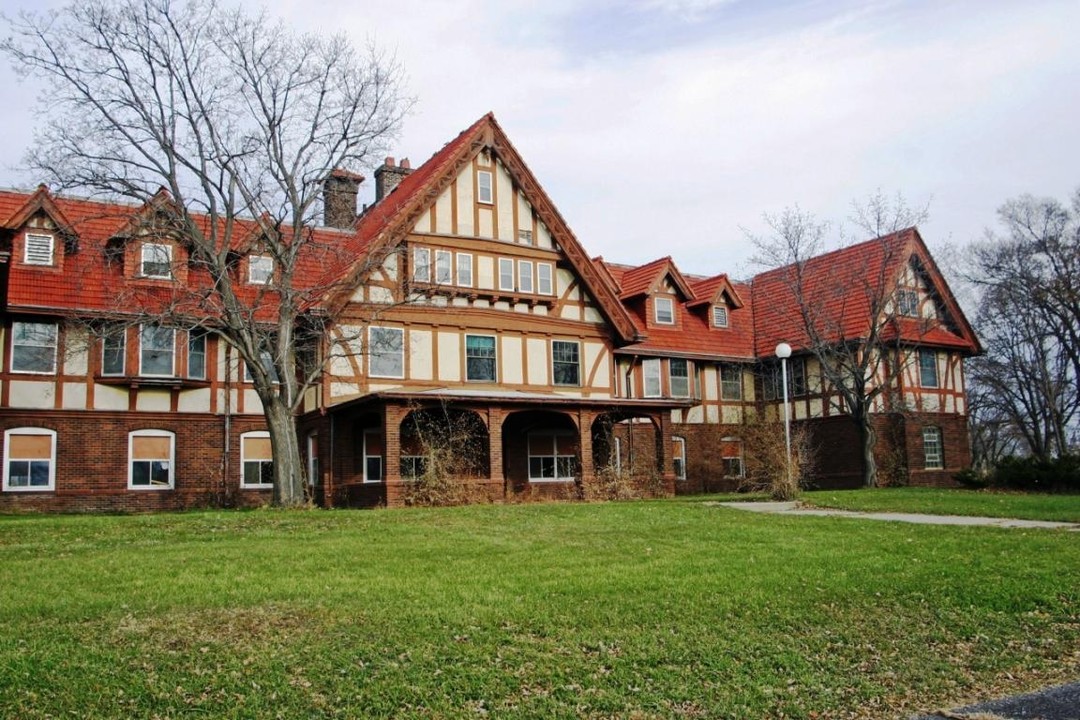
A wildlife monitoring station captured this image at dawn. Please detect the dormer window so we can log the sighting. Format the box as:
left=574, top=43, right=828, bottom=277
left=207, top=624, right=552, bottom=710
left=654, top=297, right=674, bottom=325
left=24, top=233, right=54, bottom=266
left=897, top=289, right=919, bottom=317
left=477, top=170, right=493, bottom=204
left=140, top=243, right=172, bottom=279
left=712, top=305, right=729, bottom=328
left=248, top=255, right=274, bottom=285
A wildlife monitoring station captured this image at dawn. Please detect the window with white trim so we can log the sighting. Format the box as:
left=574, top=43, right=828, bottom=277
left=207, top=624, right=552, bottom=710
left=552, top=340, right=580, bottom=386
left=128, top=430, right=174, bottom=489
left=140, top=243, right=172, bottom=279
left=537, top=263, right=554, bottom=295
left=720, top=364, right=742, bottom=400
left=24, top=233, right=54, bottom=266
left=518, top=259, right=534, bottom=293
left=897, top=289, right=919, bottom=317
left=712, top=305, right=729, bottom=328
left=722, top=437, right=744, bottom=478
left=919, top=349, right=939, bottom=388
left=187, top=330, right=207, bottom=379
left=11, top=321, right=58, bottom=374
left=139, top=325, right=175, bottom=376
left=643, top=358, right=661, bottom=397
left=477, top=170, right=493, bottom=204
left=3, top=428, right=56, bottom=492
left=528, top=432, right=576, bottom=482
left=368, top=326, right=404, bottom=379
left=465, top=335, right=497, bottom=382
left=435, top=249, right=452, bottom=284
left=498, top=258, right=515, bottom=291
left=241, top=431, right=273, bottom=488
left=412, top=247, right=431, bottom=283
left=248, top=255, right=274, bottom=285
left=456, top=253, right=473, bottom=287
left=244, top=349, right=280, bottom=383
left=364, top=429, right=384, bottom=483
left=923, top=426, right=944, bottom=470
left=102, top=326, right=126, bottom=376
left=673, top=436, right=686, bottom=481
left=654, top=297, right=674, bottom=324
left=669, top=359, right=690, bottom=398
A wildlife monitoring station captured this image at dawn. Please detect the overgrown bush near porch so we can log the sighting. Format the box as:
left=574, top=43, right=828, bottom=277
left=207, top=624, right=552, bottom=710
left=578, top=464, right=666, bottom=501
left=399, top=405, right=489, bottom=507
left=739, top=416, right=815, bottom=501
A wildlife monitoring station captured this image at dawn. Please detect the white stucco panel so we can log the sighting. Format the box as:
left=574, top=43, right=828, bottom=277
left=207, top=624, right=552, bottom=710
left=62, top=382, right=87, bottom=410
left=178, top=388, right=212, bottom=413
left=526, top=338, right=547, bottom=385
left=438, top=332, right=461, bottom=382
left=477, top=256, right=495, bottom=290
left=501, top=336, right=523, bottom=385
left=685, top=406, right=704, bottom=424
left=410, top=330, right=433, bottom=381
left=9, top=380, right=55, bottom=409
left=136, top=390, right=170, bottom=412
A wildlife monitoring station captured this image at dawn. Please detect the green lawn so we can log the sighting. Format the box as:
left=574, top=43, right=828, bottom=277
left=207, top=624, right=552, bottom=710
left=1, top=501, right=1078, bottom=719
left=803, top=487, right=1080, bottom=523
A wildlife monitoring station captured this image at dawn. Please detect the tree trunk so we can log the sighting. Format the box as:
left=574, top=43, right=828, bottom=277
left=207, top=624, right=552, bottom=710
left=859, top=416, right=878, bottom=488
left=263, top=396, right=306, bottom=507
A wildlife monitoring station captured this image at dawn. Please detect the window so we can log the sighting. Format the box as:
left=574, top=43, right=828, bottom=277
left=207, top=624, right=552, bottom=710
left=140, top=243, right=172, bottom=279
left=528, top=432, right=575, bottom=482
left=673, top=437, right=686, bottom=481
left=11, top=321, right=58, bottom=374
left=897, top=288, right=919, bottom=317
left=712, top=305, right=729, bottom=328
left=3, top=428, right=56, bottom=492
left=465, top=335, right=496, bottom=382
left=923, top=427, right=944, bottom=470
left=128, top=430, right=174, bottom=489
left=244, top=349, right=280, bottom=383
left=477, top=170, right=493, bottom=204
left=669, top=359, right=690, bottom=397
left=401, top=455, right=427, bottom=479
left=435, top=249, right=452, bottom=284
left=456, top=253, right=473, bottom=287
left=187, top=330, right=207, bottom=379
left=919, top=349, right=938, bottom=388
left=139, top=325, right=175, bottom=376
left=517, top=229, right=533, bottom=244
left=248, top=255, right=274, bottom=285
left=102, top=326, right=126, bottom=376
left=24, top=233, right=54, bottom=266
left=412, top=248, right=431, bottom=283
left=538, top=263, right=554, bottom=295
left=518, top=260, right=534, bottom=293
left=762, top=362, right=781, bottom=401
left=722, top=437, right=744, bottom=478
left=791, top=357, right=807, bottom=397
left=364, top=429, right=383, bottom=483
left=552, top=340, right=580, bottom=386
left=654, top=297, right=674, bottom=324
left=720, top=364, right=742, bottom=400
left=241, top=432, right=273, bottom=488
left=498, top=258, right=515, bottom=291
left=368, top=326, right=404, bottom=379
left=643, top=358, right=661, bottom=397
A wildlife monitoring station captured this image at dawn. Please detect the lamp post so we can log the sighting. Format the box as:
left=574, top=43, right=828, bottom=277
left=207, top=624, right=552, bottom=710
left=775, top=342, right=793, bottom=487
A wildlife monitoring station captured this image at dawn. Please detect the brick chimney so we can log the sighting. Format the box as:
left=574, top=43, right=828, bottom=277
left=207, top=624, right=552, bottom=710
left=323, top=169, right=364, bottom=229
left=374, top=157, right=413, bottom=203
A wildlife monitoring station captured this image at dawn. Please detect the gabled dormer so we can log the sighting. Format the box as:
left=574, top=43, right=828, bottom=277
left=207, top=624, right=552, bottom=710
left=1, top=185, right=79, bottom=271
left=107, top=189, right=188, bottom=284
left=617, top=256, right=696, bottom=330
left=687, top=274, right=745, bottom=330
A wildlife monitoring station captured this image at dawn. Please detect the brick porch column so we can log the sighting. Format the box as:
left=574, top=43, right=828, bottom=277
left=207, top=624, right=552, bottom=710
left=577, top=409, right=595, bottom=484
left=383, top=402, right=405, bottom=506
left=487, top=407, right=504, bottom=494
left=657, top=412, right=676, bottom=495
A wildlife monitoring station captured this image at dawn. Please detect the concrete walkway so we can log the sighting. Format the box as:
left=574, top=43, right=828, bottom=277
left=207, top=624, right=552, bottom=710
left=910, top=680, right=1080, bottom=719
left=717, top=501, right=1080, bottom=531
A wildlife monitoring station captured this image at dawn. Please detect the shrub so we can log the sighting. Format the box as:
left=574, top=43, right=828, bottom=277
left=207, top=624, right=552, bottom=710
left=990, top=455, right=1080, bottom=493
left=953, top=468, right=991, bottom=490
left=578, top=465, right=665, bottom=502
left=739, top=418, right=814, bottom=501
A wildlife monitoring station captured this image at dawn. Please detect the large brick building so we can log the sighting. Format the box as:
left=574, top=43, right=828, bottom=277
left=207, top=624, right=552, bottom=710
left=0, top=114, right=980, bottom=511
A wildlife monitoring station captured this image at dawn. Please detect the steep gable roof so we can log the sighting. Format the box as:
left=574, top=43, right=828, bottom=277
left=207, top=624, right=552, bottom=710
left=319, top=113, right=641, bottom=342
left=617, top=256, right=696, bottom=301
left=687, top=273, right=745, bottom=309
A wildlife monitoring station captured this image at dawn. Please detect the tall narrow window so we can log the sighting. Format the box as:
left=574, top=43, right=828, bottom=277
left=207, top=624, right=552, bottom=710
left=465, top=335, right=496, bottom=381
left=128, top=430, right=174, bottom=489
left=11, top=322, right=58, bottom=374
left=364, top=429, right=384, bottom=483
left=248, top=255, right=274, bottom=285
left=669, top=359, right=690, bottom=397
left=412, top=248, right=431, bottom=283
left=456, top=252, right=473, bottom=287
left=187, top=329, right=207, bottom=379
left=477, top=170, right=493, bottom=204
left=102, top=326, right=126, bottom=376
left=537, top=263, right=554, bottom=295
left=643, top=358, right=661, bottom=397
left=368, top=326, right=404, bottom=379
left=24, top=233, right=54, bottom=266
left=498, top=258, right=515, bottom=291
left=923, top=426, right=944, bottom=469
left=241, top=432, right=273, bottom=488
left=139, top=325, right=175, bottom=376
left=919, top=349, right=939, bottom=388
left=791, top=357, right=807, bottom=397
left=720, top=364, right=742, bottom=400
left=435, top=249, right=452, bottom=284
left=654, top=297, right=674, bottom=324
left=552, top=340, right=580, bottom=386
left=140, top=243, right=172, bottom=279
left=3, top=428, right=56, bottom=492
left=673, top=437, right=686, bottom=481
left=518, top=260, right=534, bottom=293
left=722, top=437, right=744, bottom=478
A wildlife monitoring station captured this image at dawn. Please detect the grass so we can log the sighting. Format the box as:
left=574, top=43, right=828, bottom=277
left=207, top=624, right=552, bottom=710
left=1, top=500, right=1078, bottom=719
left=803, top=487, right=1080, bottom=523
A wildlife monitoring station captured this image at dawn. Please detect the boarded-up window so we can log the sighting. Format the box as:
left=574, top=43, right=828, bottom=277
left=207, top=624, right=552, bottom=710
left=4, top=428, right=56, bottom=491
left=129, top=431, right=174, bottom=489
left=673, top=436, right=686, bottom=480
left=241, top=432, right=273, bottom=487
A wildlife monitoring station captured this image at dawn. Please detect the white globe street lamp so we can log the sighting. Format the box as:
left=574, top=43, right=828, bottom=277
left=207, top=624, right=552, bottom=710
left=775, top=342, right=793, bottom=488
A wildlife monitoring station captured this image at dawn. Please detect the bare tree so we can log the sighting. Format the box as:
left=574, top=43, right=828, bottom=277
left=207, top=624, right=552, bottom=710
left=3, top=0, right=409, bottom=506
left=750, top=192, right=930, bottom=487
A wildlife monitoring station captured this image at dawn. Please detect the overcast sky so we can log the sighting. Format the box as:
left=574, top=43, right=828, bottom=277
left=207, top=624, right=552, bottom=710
left=1, top=0, right=1077, bottom=279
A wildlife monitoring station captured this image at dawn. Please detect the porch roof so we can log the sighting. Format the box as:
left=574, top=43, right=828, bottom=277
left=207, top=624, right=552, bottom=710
left=325, top=387, right=696, bottom=414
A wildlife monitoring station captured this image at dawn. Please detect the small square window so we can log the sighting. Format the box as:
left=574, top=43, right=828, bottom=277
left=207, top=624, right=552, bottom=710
left=654, top=297, right=674, bottom=325
left=368, top=326, right=404, bottom=379
left=517, top=229, right=533, bottom=244
left=248, top=255, right=274, bottom=284
left=24, top=233, right=54, bottom=266
left=712, top=305, right=729, bottom=328
left=140, top=243, right=172, bottom=279
left=139, top=325, right=175, bottom=377
left=477, top=170, right=493, bottom=204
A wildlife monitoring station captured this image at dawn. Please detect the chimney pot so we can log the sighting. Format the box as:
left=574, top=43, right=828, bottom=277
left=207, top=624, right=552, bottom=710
left=385, top=156, right=395, bottom=167
left=374, top=154, right=414, bottom=202
left=400, top=158, right=411, bottom=169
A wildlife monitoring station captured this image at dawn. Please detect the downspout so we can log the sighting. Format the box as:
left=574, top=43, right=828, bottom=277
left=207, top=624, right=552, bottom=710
left=223, top=342, right=232, bottom=501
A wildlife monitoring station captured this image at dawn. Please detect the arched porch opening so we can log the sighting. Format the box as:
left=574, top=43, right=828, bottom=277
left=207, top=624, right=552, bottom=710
left=502, top=409, right=578, bottom=499
left=590, top=411, right=665, bottom=497
left=399, top=406, right=490, bottom=481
